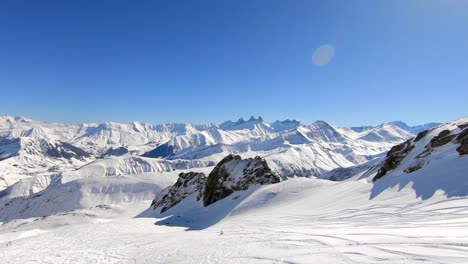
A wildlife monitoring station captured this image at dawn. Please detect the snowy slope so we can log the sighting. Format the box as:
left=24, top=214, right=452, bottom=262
left=370, top=117, right=468, bottom=197
left=0, top=167, right=214, bottom=222
left=1, top=163, right=467, bottom=263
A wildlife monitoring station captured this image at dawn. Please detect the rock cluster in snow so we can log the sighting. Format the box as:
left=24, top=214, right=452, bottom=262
left=373, top=119, right=468, bottom=182
left=373, top=139, right=415, bottom=182
left=152, top=155, right=280, bottom=212
left=203, top=154, right=280, bottom=206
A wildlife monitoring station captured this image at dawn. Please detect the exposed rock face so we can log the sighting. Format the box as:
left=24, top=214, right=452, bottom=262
left=203, top=155, right=280, bottom=206
left=414, top=130, right=429, bottom=142
left=417, top=130, right=457, bottom=158
left=458, top=123, right=468, bottom=130
left=151, top=172, right=206, bottom=213
left=152, top=155, right=280, bottom=212
left=403, top=163, right=424, bottom=173
left=429, top=130, right=456, bottom=148
left=456, top=126, right=468, bottom=155
left=373, top=140, right=415, bottom=182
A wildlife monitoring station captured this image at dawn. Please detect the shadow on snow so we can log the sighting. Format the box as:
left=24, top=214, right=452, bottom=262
left=136, top=188, right=258, bottom=231
left=370, top=158, right=468, bottom=200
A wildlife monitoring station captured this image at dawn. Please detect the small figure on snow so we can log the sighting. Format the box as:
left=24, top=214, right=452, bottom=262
left=220, top=230, right=224, bottom=235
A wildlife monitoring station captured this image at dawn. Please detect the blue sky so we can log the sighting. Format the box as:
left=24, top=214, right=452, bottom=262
left=1, top=0, right=467, bottom=126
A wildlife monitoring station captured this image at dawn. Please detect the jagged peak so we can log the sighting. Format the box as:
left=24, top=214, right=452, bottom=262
left=273, top=119, right=300, bottom=125
left=219, top=116, right=271, bottom=131
left=223, top=116, right=265, bottom=125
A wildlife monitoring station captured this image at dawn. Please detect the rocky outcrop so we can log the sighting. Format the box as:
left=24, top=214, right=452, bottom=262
left=414, top=130, right=429, bottom=142
left=429, top=130, right=456, bottom=148
left=151, top=172, right=206, bottom=213
left=373, top=120, right=468, bottom=182
left=417, top=130, right=457, bottom=158
left=373, top=140, right=415, bottom=182
left=203, top=155, right=280, bottom=206
left=152, top=155, right=280, bottom=212
left=456, top=126, right=468, bottom=155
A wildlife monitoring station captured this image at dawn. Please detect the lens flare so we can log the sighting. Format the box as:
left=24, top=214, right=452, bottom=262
left=312, top=44, right=334, bottom=66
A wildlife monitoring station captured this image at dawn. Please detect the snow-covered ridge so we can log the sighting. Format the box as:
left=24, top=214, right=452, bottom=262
left=372, top=117, right=468, bottom=183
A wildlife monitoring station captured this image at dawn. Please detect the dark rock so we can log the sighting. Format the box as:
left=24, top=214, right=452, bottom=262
left=414, top=130, right=429, bottom=142
left=458, top=123, right=468, bottom=130
left=456, top=128, right=468, bottom=143
left=404, top=163, right=424, bottom=173
left=152, top=172, right=206, bottom=213
left=456, top=128, right=468, bottom=155
left=457, top=143, right=468, bottom=155
left=203, top=155, right=280, bottom=206
left=152, top=154, right=280, bottom=213
left=429, top=130, right=455, bottom=148
left=373, top=140, right=414, bottom=182
left=416, top=130, right=457, bottom=158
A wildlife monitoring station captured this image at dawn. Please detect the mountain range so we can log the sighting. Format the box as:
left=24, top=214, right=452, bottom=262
left=0, top=115, right=437, bottom=191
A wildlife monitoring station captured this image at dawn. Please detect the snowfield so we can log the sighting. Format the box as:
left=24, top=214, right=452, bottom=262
left=1, top=175, right=468, bottom=264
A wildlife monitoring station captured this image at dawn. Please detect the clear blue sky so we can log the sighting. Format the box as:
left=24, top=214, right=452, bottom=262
left=1, top=0, right=467, bottom=126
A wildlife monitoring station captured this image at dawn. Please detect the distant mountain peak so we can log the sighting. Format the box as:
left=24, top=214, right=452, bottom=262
left=220, top=116, right=268, bottom=131
left=1, top=116, right=32, bottom=123
left=274, top=119, right=300, bottom=125
left=247, top=116, right=263, bottom=122
left=312, top=120, right=333, bottom=128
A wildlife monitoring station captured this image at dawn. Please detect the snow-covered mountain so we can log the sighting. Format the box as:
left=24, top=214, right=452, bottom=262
left=325, top=117, right=468, bottom=186
left=0, top=115, right=438, bottom=192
